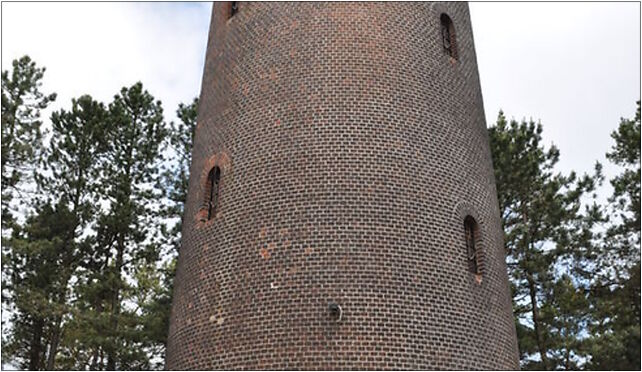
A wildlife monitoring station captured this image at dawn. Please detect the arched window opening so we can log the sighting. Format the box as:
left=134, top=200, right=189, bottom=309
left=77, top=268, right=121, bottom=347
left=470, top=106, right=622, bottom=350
left=440, top=13, right=457, bottom=59
left=230, top=2, right=238, bottom=18
left=464, top=216, right=480, bottom=275
left=207, top=166, right=221, bottom=220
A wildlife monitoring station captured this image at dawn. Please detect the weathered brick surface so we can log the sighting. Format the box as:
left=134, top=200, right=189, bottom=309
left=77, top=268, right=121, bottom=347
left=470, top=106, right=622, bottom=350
left=166, top=2, right=520, bottom=369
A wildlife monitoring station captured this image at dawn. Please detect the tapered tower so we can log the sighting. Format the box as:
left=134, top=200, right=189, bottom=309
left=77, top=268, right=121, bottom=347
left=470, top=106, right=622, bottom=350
left=167, top=2, right=519, bottom=369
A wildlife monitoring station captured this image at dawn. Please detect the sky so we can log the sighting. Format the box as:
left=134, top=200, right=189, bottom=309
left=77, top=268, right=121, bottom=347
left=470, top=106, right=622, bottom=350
left=2, top=1, right=639, bottom=183
left=469, top=2, right=640, bottom=183
left=2, top=2, right=213, bottom=126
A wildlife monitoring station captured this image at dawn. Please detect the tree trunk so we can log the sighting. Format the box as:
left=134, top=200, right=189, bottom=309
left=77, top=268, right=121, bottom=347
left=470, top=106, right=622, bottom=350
left=28, top=317, right=45, bottom=370
left=45, top=313, right=63, bottom=370
left=89, top=348, right=99, bottom=371
left=107, top=238, right=124, bottom=371
left=45, top=273, right=72, bottom=370
left=89, top=295, right=102, bottom=372
left=45, top=229, right=77, bottom=371
left=46, top=153, right=85, bottom=370
left=527, top=275, right=549, bottom=370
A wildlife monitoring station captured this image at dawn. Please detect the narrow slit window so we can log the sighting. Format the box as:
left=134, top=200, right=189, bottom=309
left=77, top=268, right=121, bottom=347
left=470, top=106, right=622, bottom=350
left=440, top=14, right=457, bottom=59
left=230, top=2, right=238, bottom=18
left=207, top=166, right=221, bottom=220
left=464, top=216, right=479, bottom=274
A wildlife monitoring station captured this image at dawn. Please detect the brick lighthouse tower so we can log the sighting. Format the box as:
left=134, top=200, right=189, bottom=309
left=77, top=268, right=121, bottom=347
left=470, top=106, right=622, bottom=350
left=166, top=2, right=519, bottom=369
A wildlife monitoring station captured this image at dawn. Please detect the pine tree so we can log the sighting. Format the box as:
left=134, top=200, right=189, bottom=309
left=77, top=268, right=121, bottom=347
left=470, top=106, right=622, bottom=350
left=489, top=113, right=601, bottom=369
left=586, top=101, right=640, bottom=370
left=3, top=202, right=76, bottom=370
left=2, top=95, right=110, bottom=370
left=163, top=98, right=198, bottom=253
left=606, top=101, right=641, bottom=253
left=93, top=82, right=168, bottom=370
left=1, top=55, right=57, bottom=370
left=1, top=56, right=56, bottom=321
left=43, top=95, right=109, bottom=369
left=2, top=56, right=195, bottom=370
left=141, top=98, right=199, bottom=367
left=1, top=55, right=56, bottom=228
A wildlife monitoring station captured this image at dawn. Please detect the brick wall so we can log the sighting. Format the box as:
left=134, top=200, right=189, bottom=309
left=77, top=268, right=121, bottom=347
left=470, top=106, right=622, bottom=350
left=166, top=2, right=520, bottom=369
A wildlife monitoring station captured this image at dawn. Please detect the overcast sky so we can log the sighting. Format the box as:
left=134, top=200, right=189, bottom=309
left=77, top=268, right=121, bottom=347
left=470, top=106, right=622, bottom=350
left=2, top=1, right=640, bottom=196
left=470, top=2, right=640, bottom=180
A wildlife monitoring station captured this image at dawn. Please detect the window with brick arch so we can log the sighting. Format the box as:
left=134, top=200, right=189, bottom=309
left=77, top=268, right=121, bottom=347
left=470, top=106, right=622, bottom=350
left=206, top=166, right=221, bottom=220
left=230, top=1, right=238, bottom=18
left=464, top=216, right=480, bottom=275
left=440, top=13, right=458, bottom=60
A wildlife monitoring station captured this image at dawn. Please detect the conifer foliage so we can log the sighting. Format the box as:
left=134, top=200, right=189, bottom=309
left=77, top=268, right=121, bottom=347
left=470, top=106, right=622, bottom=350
left=1, top=56, right=56, bottom=228
left=1, top=58, right=180, bottom=370
left=489, top=114, right=601, bottom=369
left=489, top=105, right=641, bottom=370
left=585, top=102, right=640, bottom=371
